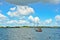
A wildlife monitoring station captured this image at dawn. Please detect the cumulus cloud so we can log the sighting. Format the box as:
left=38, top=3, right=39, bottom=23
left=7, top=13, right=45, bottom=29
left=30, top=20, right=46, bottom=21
left=17, top=6, right=34, bottom=15
left=28, top=15, right=34, bottom=21
left=55, top=15, right=60, bottom=25
left=28, top=15, right=40, bottom=23
left=7, top=6, right=34, bottom=17
left=6, top=20, right=30, bottom=26
left=7, top=11, right=18, bottom=17
left=0, top=13, right=9, bottom=25
left=6, top=6, right=35, bottom=26
left=0, top=13, right=8, bottom=21
left=34, top=17, right=40, bottom=23
left=18, top=20, right=30, bottom=25
left=44, top=19, right=52, bottom=25
left=56, top=21, right=60, bottom=25
left=10, top=7, right=16, bottom=11
left=7, top=20, right=17, bottom=24
left=55, top=15, right=60, bottom=21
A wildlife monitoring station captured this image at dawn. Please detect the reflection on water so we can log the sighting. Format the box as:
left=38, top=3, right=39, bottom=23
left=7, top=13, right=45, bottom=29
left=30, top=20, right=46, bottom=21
left=0, top=28, right=60, bottom=40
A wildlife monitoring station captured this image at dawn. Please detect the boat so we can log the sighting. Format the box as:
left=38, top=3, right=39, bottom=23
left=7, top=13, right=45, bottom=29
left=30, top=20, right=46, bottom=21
left=35, top=28, right=42, bottom=32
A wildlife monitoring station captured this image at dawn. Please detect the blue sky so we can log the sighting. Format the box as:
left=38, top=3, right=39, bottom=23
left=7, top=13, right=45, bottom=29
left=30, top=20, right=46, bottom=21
left=0, top=0, right=60, bottom=27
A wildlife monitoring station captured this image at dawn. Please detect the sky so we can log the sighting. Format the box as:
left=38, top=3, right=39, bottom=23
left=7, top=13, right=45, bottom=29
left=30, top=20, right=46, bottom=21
left=0, top=0, right=60, bottom=27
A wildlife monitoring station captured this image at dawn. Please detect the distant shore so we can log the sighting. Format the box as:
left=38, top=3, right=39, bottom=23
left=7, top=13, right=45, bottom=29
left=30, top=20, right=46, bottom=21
left=0, top=26, right=60, bottom=28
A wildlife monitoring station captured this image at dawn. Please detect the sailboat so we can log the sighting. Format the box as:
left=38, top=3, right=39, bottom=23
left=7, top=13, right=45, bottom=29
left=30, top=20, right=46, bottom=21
left=35, top=28, right=42, bottom=32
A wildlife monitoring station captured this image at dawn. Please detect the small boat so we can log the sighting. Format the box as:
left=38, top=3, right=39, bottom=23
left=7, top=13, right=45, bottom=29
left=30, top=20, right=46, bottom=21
left=35, top=28, right=42, bottom=32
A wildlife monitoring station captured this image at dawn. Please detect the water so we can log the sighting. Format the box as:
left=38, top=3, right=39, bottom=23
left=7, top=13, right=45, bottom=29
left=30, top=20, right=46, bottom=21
left=0, top=28, right=60, bottom=40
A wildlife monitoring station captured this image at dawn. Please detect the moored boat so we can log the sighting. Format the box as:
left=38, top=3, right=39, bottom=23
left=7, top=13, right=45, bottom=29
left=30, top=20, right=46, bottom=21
left=35, top=28, right=42, bottom=32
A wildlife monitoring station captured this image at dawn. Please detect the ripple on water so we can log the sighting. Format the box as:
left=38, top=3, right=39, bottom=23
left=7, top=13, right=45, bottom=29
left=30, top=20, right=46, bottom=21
left=0, top=28, right=60, bottom=40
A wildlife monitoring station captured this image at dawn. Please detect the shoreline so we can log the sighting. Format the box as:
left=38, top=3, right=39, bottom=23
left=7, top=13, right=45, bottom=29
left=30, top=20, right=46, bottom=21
left=0, top=26, right=60, bottom=28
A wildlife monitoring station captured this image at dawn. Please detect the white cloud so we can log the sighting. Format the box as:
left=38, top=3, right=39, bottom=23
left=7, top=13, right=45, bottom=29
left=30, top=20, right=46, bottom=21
left=10, top=7, right=16, bottom=11
left=6, top=20, right=18, bottom=26
left=7, top=11, right=19, bottom=17
left=28, top=15, right=34, bottom=21
left=6, top=20, right=30, bottom=26
left=17, top=6, right=34, bottom=15
left=0, top=13, right=9, bottom=25
left=7, top=20, right=17, bottom=24
left=18, top=20, right=30, bottom=24
left=44, top=19, right=52, bottom=24
left=55, top=15, right=60, bottom=25
left=34, top=17, right=40, bottom=23
left=7, top=6, right=34, bottom=17
left=6, top=6, right=35, bottom=26
left=0, top=13, right=7, bottom=21
left=28, top=15, right=40, bottom=23
left=55, top=15, right=60, bottom=21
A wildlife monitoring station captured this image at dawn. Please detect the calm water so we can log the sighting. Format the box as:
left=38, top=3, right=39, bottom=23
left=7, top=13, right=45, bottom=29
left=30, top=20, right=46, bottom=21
left=0, top=28, right=60, bottom=40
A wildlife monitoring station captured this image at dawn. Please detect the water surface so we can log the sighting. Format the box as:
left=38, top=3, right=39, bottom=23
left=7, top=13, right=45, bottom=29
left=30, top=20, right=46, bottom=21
left=0, top=28, right=60, bottom=40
